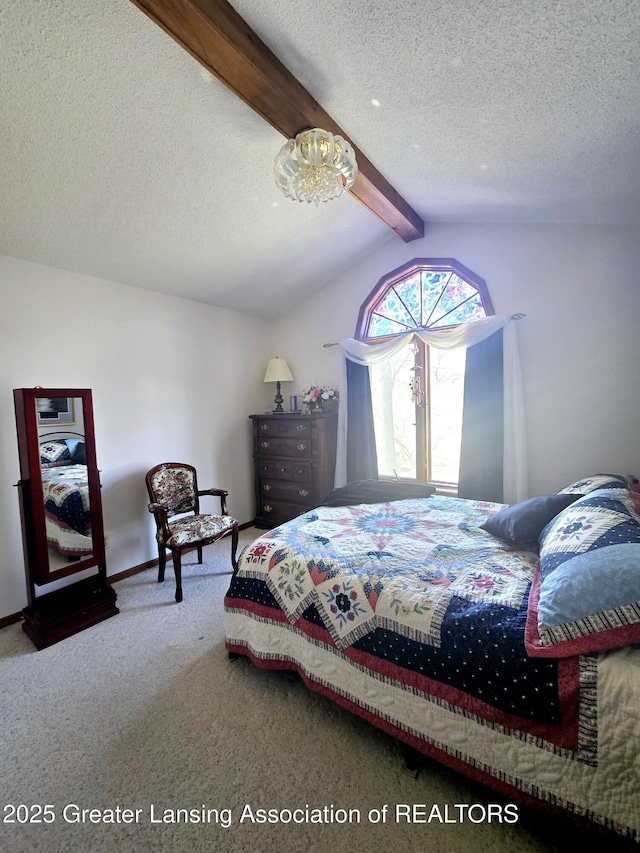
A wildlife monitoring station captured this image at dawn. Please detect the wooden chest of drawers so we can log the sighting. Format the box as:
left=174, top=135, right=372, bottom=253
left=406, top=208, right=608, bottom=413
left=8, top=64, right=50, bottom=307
left=250, top=413, right=338, bottom=528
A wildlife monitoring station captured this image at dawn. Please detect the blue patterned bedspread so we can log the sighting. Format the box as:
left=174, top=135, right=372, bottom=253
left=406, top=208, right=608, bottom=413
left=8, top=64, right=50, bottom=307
left=42, top=464, right=91, bottom=535
left=225, top=497, right=591, bottom=755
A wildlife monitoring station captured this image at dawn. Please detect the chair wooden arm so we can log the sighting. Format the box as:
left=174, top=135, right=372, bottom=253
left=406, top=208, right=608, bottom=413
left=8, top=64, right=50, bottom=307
left=147, top=501, right=171, bottom=539
left=197, top=488, right=229, bottom=515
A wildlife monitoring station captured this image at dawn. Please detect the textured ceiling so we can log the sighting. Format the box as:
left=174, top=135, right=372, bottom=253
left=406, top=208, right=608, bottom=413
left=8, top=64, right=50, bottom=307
left=1, top=0, right=639, bottom=318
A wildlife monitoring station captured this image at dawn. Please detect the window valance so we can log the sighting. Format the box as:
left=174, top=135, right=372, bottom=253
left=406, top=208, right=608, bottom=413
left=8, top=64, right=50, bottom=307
left=340, top=314, right=512, bottom=363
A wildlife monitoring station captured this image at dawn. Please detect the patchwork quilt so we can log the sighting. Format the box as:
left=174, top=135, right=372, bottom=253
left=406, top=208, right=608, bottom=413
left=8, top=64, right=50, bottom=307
left=227, top=499, right=591, bottom=751
left=42, top=464, right=93, bottom=555
left=225, top=497, right=640, bottom=841
left=42, top=465, right=91, bottom=535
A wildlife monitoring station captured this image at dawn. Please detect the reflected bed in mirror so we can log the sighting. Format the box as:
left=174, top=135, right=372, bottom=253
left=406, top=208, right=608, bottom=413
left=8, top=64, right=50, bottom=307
left=38, top=431, right=94, bottom=571
left=14, top=387, right=118, bottom=650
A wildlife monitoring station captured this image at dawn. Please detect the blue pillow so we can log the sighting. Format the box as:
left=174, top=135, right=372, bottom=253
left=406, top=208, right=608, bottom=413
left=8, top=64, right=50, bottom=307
left=39, top=440, right=71, bottom=464
left=70, top=441, right=87, bottom=464
left=558, top=473, right=636, bottom=495
left=481, top=494, right=579, bottom=544
left=525, top=488, right=640, bottom=656
left=539, top=488, right=640, bottom=575
left=536, top=544, right=640, bottom=629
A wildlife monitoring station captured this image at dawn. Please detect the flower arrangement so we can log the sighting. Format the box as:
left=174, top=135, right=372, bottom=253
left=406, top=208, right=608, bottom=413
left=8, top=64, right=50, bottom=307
left=302, top=385, right=339, bottom=411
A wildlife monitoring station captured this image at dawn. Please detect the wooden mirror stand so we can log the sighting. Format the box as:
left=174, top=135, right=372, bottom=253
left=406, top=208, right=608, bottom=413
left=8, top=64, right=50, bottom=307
left=13, top=388, right=118, bottom=649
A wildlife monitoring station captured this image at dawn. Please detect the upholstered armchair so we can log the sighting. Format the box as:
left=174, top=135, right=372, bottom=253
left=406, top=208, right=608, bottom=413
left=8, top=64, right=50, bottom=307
left=145, top=463, right=239, bottom=602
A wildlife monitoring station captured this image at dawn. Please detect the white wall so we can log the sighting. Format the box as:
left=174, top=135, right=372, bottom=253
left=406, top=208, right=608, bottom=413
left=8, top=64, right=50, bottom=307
left=273, top=222, right=640, bottom=498
left=0, top=256, right=272, bottom=618
left=3, top=223, right=639, bottom=618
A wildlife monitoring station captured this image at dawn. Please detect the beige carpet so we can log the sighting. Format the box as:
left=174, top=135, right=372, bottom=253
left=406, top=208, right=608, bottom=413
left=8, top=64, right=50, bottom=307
left=0, top=529, right=617, bottom=852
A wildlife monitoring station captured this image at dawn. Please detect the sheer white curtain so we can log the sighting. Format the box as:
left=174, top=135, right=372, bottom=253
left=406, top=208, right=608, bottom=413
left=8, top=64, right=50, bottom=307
left=334, top=315, right=528, bottom=503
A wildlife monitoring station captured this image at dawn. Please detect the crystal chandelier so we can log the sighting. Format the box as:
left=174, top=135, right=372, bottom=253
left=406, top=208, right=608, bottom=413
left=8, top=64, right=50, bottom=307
left=273, top=127, right=358, bottom=204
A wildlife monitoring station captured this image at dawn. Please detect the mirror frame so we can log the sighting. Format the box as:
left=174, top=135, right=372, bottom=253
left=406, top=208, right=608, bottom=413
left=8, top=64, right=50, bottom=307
left=14, top=388, right=106, bottom=586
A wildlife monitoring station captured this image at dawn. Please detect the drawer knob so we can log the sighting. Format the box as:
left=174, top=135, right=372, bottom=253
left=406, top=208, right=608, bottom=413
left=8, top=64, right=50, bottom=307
left=299, top=489, right=309, bottom=497
left=264, top=504, right=273, bottom=513
left=261, top=441, right=270, bottom=449
left=296, top=424, right=307, bottom=432
left=260, top=424, right=270, bottom=431
left=263, top=484, right=272, bottom=492
left=297, top=444, right=307, bottom=451
left=281, top=467, right=287, bottom=473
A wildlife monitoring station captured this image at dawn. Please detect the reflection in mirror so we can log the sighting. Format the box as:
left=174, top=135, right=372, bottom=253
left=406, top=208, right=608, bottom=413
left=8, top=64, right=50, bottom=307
left=14, top=387, right=117, bottom=650
left=36, top=396, right=94, bottom=575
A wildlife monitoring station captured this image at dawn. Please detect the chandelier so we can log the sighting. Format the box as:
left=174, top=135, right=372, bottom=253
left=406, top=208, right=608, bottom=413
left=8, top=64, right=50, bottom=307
left=273, top=127, right=358, bottom=205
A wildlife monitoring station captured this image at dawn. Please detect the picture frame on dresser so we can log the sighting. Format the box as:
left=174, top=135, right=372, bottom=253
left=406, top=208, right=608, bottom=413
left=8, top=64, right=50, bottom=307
left=250, top=412, right=338, bottom=528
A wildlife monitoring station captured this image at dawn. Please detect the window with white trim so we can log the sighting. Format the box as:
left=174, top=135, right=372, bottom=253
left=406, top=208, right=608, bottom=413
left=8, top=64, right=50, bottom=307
left=356, top=259, right=494, bottom=490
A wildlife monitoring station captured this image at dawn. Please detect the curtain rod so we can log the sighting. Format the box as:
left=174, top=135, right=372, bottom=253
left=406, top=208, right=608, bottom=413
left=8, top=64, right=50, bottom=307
left=323, top=313, right=526, bottom=347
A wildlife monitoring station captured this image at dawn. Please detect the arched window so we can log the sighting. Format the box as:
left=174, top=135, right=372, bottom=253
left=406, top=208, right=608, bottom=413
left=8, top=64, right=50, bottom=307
left=356, top=259, right=494, bottom=490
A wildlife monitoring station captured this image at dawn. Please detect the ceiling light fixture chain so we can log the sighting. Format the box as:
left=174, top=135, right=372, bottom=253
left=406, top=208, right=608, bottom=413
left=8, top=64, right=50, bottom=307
left=274, top=127, right=358, bottom=205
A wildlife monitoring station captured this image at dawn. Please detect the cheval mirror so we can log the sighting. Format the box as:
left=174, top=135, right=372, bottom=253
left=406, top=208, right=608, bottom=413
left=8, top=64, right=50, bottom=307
left=14, top=388, right=118, bottom=649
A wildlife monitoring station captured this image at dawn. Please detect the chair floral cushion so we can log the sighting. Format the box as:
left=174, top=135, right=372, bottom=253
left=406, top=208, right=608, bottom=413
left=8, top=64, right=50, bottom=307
left=149, top=466, right=196, bottom=515
left=525, top=487, right=640, bottom=656
left=167, top=514, right=236, bottom=548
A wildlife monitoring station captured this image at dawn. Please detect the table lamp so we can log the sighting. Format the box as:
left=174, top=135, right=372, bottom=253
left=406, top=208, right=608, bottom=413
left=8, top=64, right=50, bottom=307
left=264, top=357, right=294, bottom=413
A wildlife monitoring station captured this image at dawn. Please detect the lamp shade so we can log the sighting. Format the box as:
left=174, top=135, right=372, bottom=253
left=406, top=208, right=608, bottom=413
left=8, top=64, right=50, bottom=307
left=264, top=357, right=294, bottom=383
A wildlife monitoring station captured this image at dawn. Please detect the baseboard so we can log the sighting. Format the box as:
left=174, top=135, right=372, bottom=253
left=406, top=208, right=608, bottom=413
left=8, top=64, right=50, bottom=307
left=108, top=558, right=158, bottom=585
left=0, top=612, right=23, bottom=630
left=0, top=521, right=257, bottom=631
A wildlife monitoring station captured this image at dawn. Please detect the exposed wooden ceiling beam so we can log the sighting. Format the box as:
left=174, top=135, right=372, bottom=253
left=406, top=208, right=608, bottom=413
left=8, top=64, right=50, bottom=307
left=130, top=0, right=425, bottom=242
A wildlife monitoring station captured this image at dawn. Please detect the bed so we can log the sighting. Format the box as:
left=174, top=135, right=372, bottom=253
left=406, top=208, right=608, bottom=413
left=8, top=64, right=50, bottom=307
left=39, top=437, right=93, bottom=558
left=224, top=475, right=640, bottom=843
